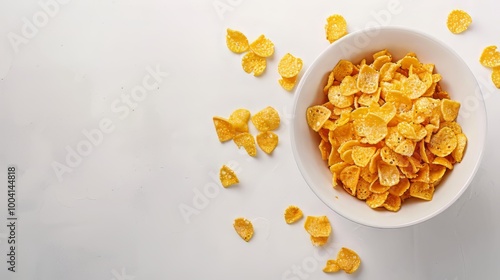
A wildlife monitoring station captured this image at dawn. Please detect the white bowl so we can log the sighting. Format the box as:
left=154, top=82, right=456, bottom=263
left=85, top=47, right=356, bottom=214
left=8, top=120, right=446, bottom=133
left=291, top=26, right=486, bottom=228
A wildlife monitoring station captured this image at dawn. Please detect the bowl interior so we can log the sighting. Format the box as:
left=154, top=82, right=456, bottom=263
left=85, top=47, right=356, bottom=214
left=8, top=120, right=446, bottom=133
left=291, top=26, right=486, bottom=228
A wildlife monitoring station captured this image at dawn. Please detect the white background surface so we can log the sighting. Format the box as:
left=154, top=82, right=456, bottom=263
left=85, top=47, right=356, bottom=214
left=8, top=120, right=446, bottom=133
left=0, top=0, right=499, bottom=279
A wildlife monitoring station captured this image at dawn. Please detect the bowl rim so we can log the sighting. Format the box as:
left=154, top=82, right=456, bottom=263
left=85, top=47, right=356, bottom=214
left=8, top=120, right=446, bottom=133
left=290, top=25, right=487, bottom=229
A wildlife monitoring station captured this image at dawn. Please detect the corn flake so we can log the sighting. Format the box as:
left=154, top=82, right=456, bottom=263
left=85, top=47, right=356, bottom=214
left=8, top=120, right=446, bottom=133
left=307, top=50, right=467, bottom=211
left=428, top=127, right=457, bottom=157
left=256, top=131, right=278, bottom=154
left=323, top=259, right=341, bottom=273
left=452, top=133, right=467, bottom=163
left=336, top=247, right=361, bottom=274
left=220, top=165, right=239, bottom=187
left=279, top=76, right=298, bottom=91
left=333, top=60, right=354, bottom=81
left=356, top=178, right=373, bottom=200
left=328, top=85, right=354, bottom=108
left=383, top=193, right=402, bottom=212
left=310, top=236, right=329, bottom=247
left=447, top=10, right=472, bottom=34
left=241, top=51, right=267, bottom=76
left=324, top=247, right=361, bottom=274
left=233, top=132, right=257, bottom=157
left=378, top=162, right=400, bottom=187
left=307, top=105, right=331, bottom=131
left=492, top=66, right=500, bottom=88
left=249, top=34, right=274, bottom=58
left=213, top=116, right=236, bottom=142
left=325, top=14, right=348, bottom=43
left=278, top=53, right=303, bottom=78
left=369, top=179, right=391, bottom=194
left=432, top=157, right=454, bottom=170
left=357, top=65, right=379, bottom=93
left=410, top=182, right=434, bottom=201
left=284, top=205, right=303, bottom=224
left=380, top=146, right=409, bottom=167
left=480, top=46, right=500, bottom=68
left=251, top=106, right=280, bottom=131
left=226, top=28, right=249, bottom=53
left=228, top=108, right=251, bottom=133
left=441, top=99, right=460, bottom=122
left=340, top=75, right=359, bottom=96
left=354, top=113, right=387, bottom=144
left=304, top=216, right=331, bottom=238
left=388, top=178, right=410, bottom=197
left=340, top=165, right=360, bottom=196
left=351, top=146, right=376, bottom=167
left=403, top=73, right=429, bottom=99
left=366, top=191, right=389, bottom=208
left=233, top=217, right=254, bottom=242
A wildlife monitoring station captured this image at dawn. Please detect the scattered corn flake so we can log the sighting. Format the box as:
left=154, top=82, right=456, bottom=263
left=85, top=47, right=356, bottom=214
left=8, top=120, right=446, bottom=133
left=251, top=106, right=280, bottom=131
left=325, top=14, right=348, bottom=43
left=480, top=46, right=500, bottom=68
left=278, top=53, right=303, bottom=78
left=233, top=132, right=257, bottom=157
left=220, top=165, right=239, bottom=187
left=279, top=76, right=298, bottom=91
left=233, top=217, right=254, bottom=242
left=228, top=108, right=251, bottom=133
left=447, top=10, right=472, bottom=34
left=310, top=235, right=329, bottom=247
left=492, top=66, right=500, bottom=88
left=213, top=116, right=236, bottom=142
left=336, top=247, right=361, bottom=274
left=284, top=205, right=303, bottom=224
left=226, top=28, right=249, bottom=53
left=241, top=51, right=267, bottom=76
left=249, top=34, right=275, bottom=58
left=323, top=259, right=341, bottom=273
left=304, top=216, right=332, bottom=238
left=256, top=131, right=279, bottom=154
